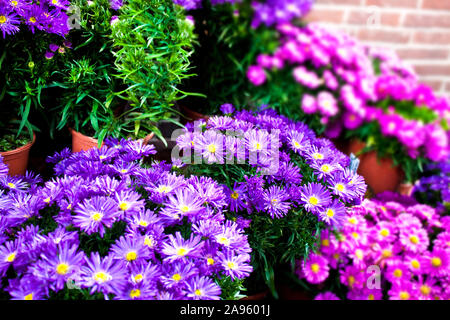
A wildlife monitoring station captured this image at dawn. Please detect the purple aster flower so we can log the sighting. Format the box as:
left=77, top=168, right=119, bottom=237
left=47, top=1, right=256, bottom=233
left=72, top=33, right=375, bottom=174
left=7, top=276, right=47, bottom=300
left=110, top=236, right=151, bottom=265
left=159, top=189, right=205, bottom=225
left=33, top=243, right=85, bottom=292
left=217, top=251, right=252, bottom=280
left=318, top=199, right=347, bottom=227
left=160, top=261, right=198, bottom=290
left=73, top=196, right=119, bottom=237
left=193, top=130, right=225, bottom=164
left=263, top=186, right=291, bottom=219
left=300, top=182, right=332, bottom=213
left=114, top=189, right=145, bottom=218
left=220, top=103, right=235, bottom=115
left=160, top=232, right=203, bottom=263
left=0, top=8, right=20, bottom=38
left=184, top=276, right=221, bottom=300
left=79, top=252, right=128, bottom=296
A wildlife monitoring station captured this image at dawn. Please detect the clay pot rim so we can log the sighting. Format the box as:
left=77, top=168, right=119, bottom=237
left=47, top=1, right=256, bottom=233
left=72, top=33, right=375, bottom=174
left=69, top=128, right=156, bottom=146
left=0, top=132, right=36, bottom=156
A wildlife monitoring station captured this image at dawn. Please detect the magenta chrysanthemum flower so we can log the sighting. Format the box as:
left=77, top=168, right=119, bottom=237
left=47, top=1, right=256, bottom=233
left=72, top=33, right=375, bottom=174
left=301, top=253, right=329, bottom=284
left=399, top=227, right=429, bottom=254
left=423, top=249, right=449, bottom=277
left=160, top=232, right=203, bottom=263
left=388, top=281, right=416, bottom=300
left=314, top=291, right=340, bottom=300
left=247, top=65, right=267, bottom=86
left=385, top=261, right=411, bottom=284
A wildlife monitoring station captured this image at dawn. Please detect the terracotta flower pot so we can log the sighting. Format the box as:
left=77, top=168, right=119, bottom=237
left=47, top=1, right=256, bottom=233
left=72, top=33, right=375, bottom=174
left=70, top=128, right=102, bottom=153
left=179, top=104, right=209, bottom=124
left=348, top=139, right=404, bottom=195
left=70, top=128, right=156, bottom=153
left=0, top=133, right=36, bottom=176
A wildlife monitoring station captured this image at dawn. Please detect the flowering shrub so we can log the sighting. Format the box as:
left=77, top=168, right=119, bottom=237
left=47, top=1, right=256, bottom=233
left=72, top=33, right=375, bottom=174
left=246, top=23, right=450, bottom=182
left=0, top=0, right=71, bottom=38
left=174, top=107, right=366, bottom=297
left=298, top=192, right=450, bottom=300
left=413, top=159, right=450, bottom=216
left=0, top=139, right=252, bottom=300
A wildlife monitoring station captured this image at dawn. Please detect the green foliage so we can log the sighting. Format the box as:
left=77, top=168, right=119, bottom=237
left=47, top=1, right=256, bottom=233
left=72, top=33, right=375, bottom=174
left=216, top=277, right=246, bottom=300
left=0, top=133, right=30, bottom=152
left=111, top=0, right=196, bottom=141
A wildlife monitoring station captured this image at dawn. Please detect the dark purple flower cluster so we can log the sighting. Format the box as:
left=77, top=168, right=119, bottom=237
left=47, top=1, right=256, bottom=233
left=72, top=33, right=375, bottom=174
left=247, top=23, right=450, bottom=162
left=0, top=138, right=252, bottom=300
left=172, top=0, right=313, bottom=28
left=299, top=194, right=450, bottom=300
left=175, top=107, right=367, bottom=226
left=0, top=0, right=72, bottom=38
left=413, top=158, right=450, bottom=214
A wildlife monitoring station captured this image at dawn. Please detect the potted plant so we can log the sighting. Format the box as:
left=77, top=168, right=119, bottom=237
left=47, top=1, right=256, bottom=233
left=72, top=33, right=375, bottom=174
left=245, top=22, right=449, bottom=194
left=297, top=192, right=449, bottom=300
left=173, top=0, right=314, bottom=119
left=173, top=106, right=367, bottom=298
left=0, top=139, right=253, bottom=300
left=0, top=0, right=71, bottom=174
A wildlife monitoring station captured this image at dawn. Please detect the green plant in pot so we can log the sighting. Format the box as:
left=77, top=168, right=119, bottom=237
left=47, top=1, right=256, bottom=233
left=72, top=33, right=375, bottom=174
left=0, top=1, right=72, bottom=174
left=110, top=0, right=197, bottom=143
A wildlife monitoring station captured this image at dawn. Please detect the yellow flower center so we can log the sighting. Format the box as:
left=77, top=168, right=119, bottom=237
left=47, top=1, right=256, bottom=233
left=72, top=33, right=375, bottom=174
left=56, top=263, right=69, bottom=275
left=351, top=232, right=359, bottom=239
left=348, top=217, right=357, bottom=224
left=382, top=250, right=392, bottom=258
left=130, top=289, right=141, bottom=299
left=119, top=202, right=130, bottom=211
left=293, top=141, right=301, bottom=149
left=99, top=155, right=107, bottom=160
left=313, top=153, right=323, bottom=160
left=180, top=205, right=190, bottom=213
left=207, top=144, right=216, bottom=154
left=227, top=262, right=236, bottom=270
left=326, top=209, right=334, bottom=218
left=157, top=185, right=170, bottom=193
left=52, top=0, right=59, bottom=4
left=120, top=169, right=128, bottom=174
left=138, top=220, right=148, bottom=227
left=321, top=239, right=330, bottom=247
left=176, top=248, right=188, bottom=256
left=336, top=184, right=345, bottom=192
left=134, top=274, right=144, bottom=283
left=126, top=251, right=137, bottom=261
left=172, top=273, right=181, bottom=281
left=231, top=192, right=239, bottom=200
left=393, top=269, right=402, bottom=278
left=368, top=294, right=375, bottom=300
left=207, top=258, right=215, bottom=265
left=29, top=17, right=36, bottom=23
left=6, top=253, right=16, bottom=263
left=333, top=253, right=340, bottom=260
left=431, top=257, right=442, bottom=268
left=409, top=235, right=419, bottom=244
left=411, top=260, right=420, bottom=269
left=7, top=182, right=16, bottom=189
left=420, top=285, right=431, bottom=296
left=311, top=263, right=320, bottom=273
left=308, top=196, right=318, bottom=206
left=355, top=249, right=363, bottom=260
left=12, top=1, right=18, bottom=6
left=380, top=229, right=389, bottom=237
left=91, top=212, right=103, bottom=222
left=217, top=236, right=230, bottom=246
left=348, top=275, right=355, bottom=287
left=94, top=272, right=109, bottom=283
left=399, top=291, right=410, bottom=300
left=321, top=164, right=331, bottom=173
left=195, top=289, right=202, bottom=296
left=24, top=293, right=33, bottom=300
left=254, top=142, right=262, bottom=150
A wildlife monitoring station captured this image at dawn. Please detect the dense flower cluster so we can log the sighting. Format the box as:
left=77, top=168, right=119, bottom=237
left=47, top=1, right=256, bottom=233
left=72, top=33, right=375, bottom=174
left=175, top=107, right=366, bottom=227
left=247, top=23, right=450, bottom=162
left=413, top=159, right=450, bottom=215
left=298, top=192, right=450, bottom=300
left=0, top=139, right=252, bottom=300
left=0, top=0, right=72, bottom=38
left=173, top=0, right=313, bottom=28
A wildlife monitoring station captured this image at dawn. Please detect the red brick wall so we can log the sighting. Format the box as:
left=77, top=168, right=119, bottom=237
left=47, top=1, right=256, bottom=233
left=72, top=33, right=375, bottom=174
left=304, top=0, right=450, bottom=96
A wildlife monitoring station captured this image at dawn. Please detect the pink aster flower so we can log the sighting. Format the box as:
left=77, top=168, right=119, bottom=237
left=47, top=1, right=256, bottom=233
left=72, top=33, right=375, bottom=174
left=423, top=249, right=449, bottom=277
left=301, top=253, right=329, bottom=284
left=247, top=65, right=267, bottom=86
left=160, top=232, right=203, bottom=263
left=315, top=291, right=340, bottom=300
